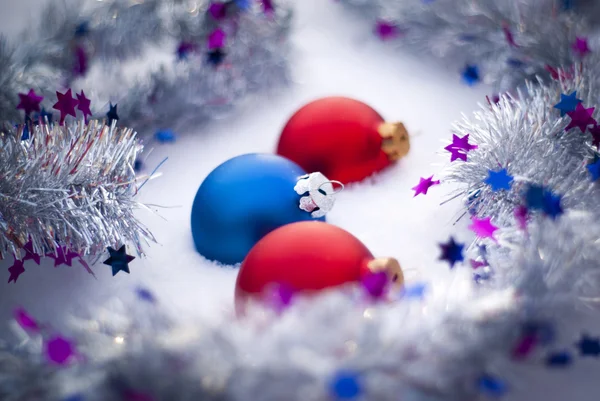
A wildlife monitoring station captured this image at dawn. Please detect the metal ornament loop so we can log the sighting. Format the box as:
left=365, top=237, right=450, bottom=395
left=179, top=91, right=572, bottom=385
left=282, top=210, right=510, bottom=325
left=294, top=173, right=340, bottom=218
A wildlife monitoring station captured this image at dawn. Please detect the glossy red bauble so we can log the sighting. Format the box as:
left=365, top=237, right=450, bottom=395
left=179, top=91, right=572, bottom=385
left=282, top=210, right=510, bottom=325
left=276, top=97, right=410, bottom=184
left=234, top=221, right=403, bottom=313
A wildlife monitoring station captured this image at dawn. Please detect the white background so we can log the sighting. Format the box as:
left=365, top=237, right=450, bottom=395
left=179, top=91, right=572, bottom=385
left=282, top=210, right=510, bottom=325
left=1, top=0, right=598, bottom=399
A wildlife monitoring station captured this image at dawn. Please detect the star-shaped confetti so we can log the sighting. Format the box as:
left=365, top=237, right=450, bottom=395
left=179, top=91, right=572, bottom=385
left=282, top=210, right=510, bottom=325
left=412, top=175, right=440, bottom=197
left=546, top=351, right=573, bottom=367
left=514, top=205, right=529, bottom=230
left=444, top=147, right=467, bottom=162
left=477, top=374, right=507, bottom=397
left=52, top=89, right=79, bottom=125
left=106, top=103, right=119, bottom=125
left=8, top=259, right=25, bottom=283
left=576, top=334, right=600, bottom=356
left=208, top=2, right=226, bottom=20
left=207, top=49, right=226, bottom=66
left=573, top=36, right=591, bottom=57
left=462, top=64, right=480, bottom=86
left=470, top=259, right=487, bottom=269
left=525, top=185, right=545, bottom=210
left=468, top=216, right=499, bottom=240
left=439, top=237, right=465, bottom=268
left=484, top=168, right=513, bottom=191
left=260, top=0, right=274, bottom=13
left=361, top=271, right=388, bottom=298
left=103, top=245, right=135, bottom=276
left=451, top=133, right=478, bottom=151
left=375, top=20, right=399, bottom=40
left=400, top=282, right=427, bottom=299
left=565, top=103, right=596, bottom=133
left=502, top=23, right=517, bottom=47
left=235, top=0, right=251, bottom=10
left=46, top=246, right=79, bottom=267
left=553, top=91, right=582, bottom=116
left=14, top=308, right=39, bottom=332
left=136, top=287, right=156, bottom=303
left=542, top=191, right=563, bottom=220
left=330, top=370, right=362, bottom=400
left=176, top=41, right=197, bottom=60
left=16, top=89, right=43, bottom=115
left=589, top=124, right=600, bottom=149
left=76, top=90, right=92, bottom=120
left=588, top=159, right=600, bottom=181
left=155, top=129, right=177, bottom=143
left=208, top=28, right=226, bottom=49
left=22, top=240, right=41, bottom=265
left=45, top=335, right=76, bottom=365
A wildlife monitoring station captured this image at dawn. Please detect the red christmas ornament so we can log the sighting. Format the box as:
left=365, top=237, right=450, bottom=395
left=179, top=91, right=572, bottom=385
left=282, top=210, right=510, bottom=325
left=234, top=221, right=404, bottom=313
left=276, top=96, right=410, bottom=184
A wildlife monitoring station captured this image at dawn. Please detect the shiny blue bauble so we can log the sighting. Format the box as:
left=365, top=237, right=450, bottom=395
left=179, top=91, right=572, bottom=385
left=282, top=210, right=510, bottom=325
left=191, top=153, right=326, bottom=265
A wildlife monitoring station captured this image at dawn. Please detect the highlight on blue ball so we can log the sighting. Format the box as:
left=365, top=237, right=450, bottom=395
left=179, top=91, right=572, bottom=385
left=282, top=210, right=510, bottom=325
left=190, top=153, right=326, bottom=265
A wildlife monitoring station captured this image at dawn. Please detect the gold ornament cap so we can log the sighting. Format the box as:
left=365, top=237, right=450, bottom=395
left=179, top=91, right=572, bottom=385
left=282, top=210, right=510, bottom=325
left=378, top=122, right=410, bottom=162
left=366, top=257, right=404, bottom=289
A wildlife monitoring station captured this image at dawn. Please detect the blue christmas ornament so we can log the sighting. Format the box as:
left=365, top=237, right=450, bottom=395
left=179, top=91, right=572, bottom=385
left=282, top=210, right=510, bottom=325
left=191, top=153, right=341, bottom=265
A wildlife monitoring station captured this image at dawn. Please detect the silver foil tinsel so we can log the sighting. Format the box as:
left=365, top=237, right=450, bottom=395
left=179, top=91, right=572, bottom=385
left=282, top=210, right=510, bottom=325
left=1, top=0, right=292, bottom=137
left=337, top=0, right=600, bottom=93
left=0, top=120, right=155, bottom=260
left=0, top=213, right=598, bottom=401
left=441, top=52, right=600, bottom=230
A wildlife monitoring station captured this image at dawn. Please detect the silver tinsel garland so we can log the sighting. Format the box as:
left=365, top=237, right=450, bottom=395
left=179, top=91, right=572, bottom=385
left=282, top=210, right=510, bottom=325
left=441, top=53, right=600, bottom=230
left=0, top=213, right=597, bottom=401
left=337, top=0, right=600, bottom=93
left=0, top=121, right=154, bottom=261
left=1, top=0, right=291, bottom=136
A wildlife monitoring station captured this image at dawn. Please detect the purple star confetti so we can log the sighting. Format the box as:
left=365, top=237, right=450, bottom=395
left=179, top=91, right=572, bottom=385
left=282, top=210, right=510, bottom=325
left=14, top=308, right=39, bottom=332
left=16, top=89, right=43, bottom=115
left=45, top=335, right=76, bottom=365
left=572, top=36, right=591, bottom=57
left=412, top=175, right=440, bottom=197
left=8, top=258, right=25, bottom=283
left=589, top=124, right=600, bottom=149
left=52, top=89, right=79, bottom=125
left=46, top=245, right=79, bottom=267
left=361, top=271, right=388, bottom=299
left=76, top=90, right=92, bottom=120
left=444, top=134, right=477, bottom=162
left=208, top=2, right=227, bottom=20
left=375, top=20, right=399, bottom=40
left=22, top=240, right=41, bottom=265
left=565, top=103, right=596, bottom=133
left=260, top=0, right=274, bottom=14
left=208, top=28, right=226, bottom=49
left=468, top=216, right=499, bottom=241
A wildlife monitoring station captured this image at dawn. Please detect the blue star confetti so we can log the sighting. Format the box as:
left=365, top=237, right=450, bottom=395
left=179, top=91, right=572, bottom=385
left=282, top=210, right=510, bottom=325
left=484, top=168, right=513, bottom=191
left=542, top=191, right=563, bottom=220
left=74, top=21, right=89, bottom=37
left=106, top=103, right=119, bottom=125
left=136, top=287, right=156, bottom=303
left=401, top=283, right=427, bottom=299
left=330, top=370, right=362, bottom=400
left=207, top=49, right=226, bottom=66
left=134, top=158, right=143, bottom=172
left=477, top=374, right=507, bottom=397
left=553, top=91, right=582, bottom=116
left=155, top=129, right=177, bottom=143
left=235, top=0, right=251, bottom=10
left=576, top=334, right=600, bottom=356
left=587, top=159, right=600, bottom=181
left=103, top=245, right=135, bottom=276
left=546, top=351, right=573, bottom=367
left=439, top=237, right=465, bottom=268
left=525, top=185, right=563, bottom=219
left=462, top=64, right=480, bottom=86
left=525, top=184, right=545, bottom=210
